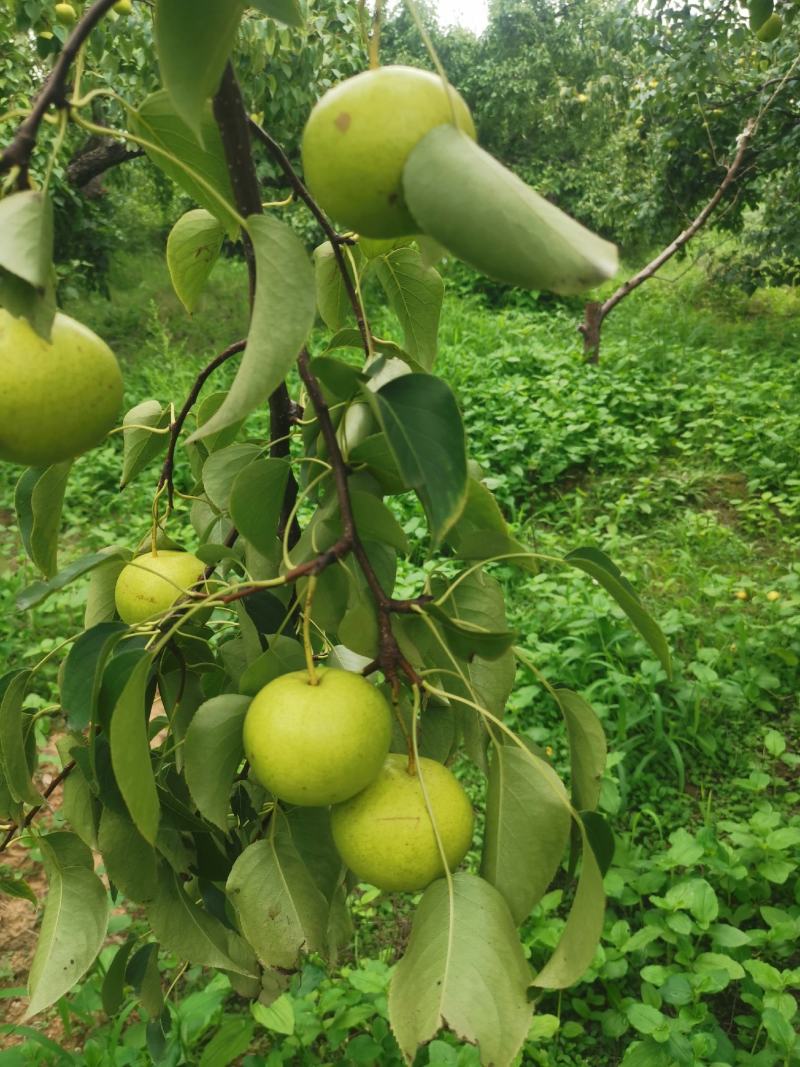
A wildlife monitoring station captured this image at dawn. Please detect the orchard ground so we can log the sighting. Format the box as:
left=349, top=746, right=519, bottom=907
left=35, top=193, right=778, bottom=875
left=0, top=242, right=798, bottom=1066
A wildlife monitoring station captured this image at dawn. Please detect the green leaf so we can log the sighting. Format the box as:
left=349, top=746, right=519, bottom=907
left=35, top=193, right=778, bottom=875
left=309, top=355, right=365, bottom=401
left=366, top=374, right=467, bottom=545
left=0, top=268, right=56, bottom=340
left=109, top=654, right=159, bottom=844
left=762, top=1008, right=796, bottom=1054
left=0, top=875, right=37, bottom=905
left=229, top=458, right=291, bottom=556
left=446, top=477, right=535, bottom=571
left=25, top=832, right=110, bottom=1018
left=482, top=744, right=571, bottom=925
left=564, top=548, right=671, bottom=676
left=147, top=864, right=256, bottom=975
left=403, top=126, right=618, bottom=295
left=0, top=671, right=39, bottom=806
left=189, top=215, right=315, bottom=441
left=101, top=939, right=137, bottom=1016
left=313, top=241, right=357, bottom=331
left=166, top=209, right=225, bottom=313
left=626, top=1003, right=668, bottom=1037
left=349, top=433, right=407, bottom=494
left=202, top=443, right=262, bottom=511
left=131, top=91, right=239, bottom=237
left=424, top=604, right=515, bottom=661
left=239, top=636, right=305, bottom=697
left=98, top=805, right=159, bottom=904
left=120, top=400, right=171, bottom=488
left=15, top=462, right=72, bottom=578
left=250, top=0, right=303, bottom=25
left=531, top=816, right=606, bottom=989
left=199, top=1017, right=256, bottom=1067
left=61, top=622, right=128, bottom=732
left=226, top=815, right=329, bottom=969
left=58, top=738, right=97, bottom=849
left=155, top=0, right=244, bottom=137
left=374, top=247, right=443, bottom=370
left=0, top=190, right=54, bottom=290
left=252, top=993, right=295, bottom=1035
left=127, top=942, right=162, bottom=1019
left=16, top=546, right=129, bottom=612
left=184, top=694, right=249, bottom=831
left=553, top=689, right=607, bottom=812
left=389, top=873, right=532, bottom=1067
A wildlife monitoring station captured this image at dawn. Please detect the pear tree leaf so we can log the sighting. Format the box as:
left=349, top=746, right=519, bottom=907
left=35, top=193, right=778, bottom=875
left=25, top=832, right=110, bottom=1018
left=226, top=815, right=329, bottom=969
left=98, top=806, right=159, bottom=904
left=166, top=209, right=225, bottom=313
left=250, top=0, right=303, bottom=25
left=389, top=873, right=532, bottom=1067
left=366, top=374, right=467, bottom=546
left=15, top=462, right=72, bottom=578
left=0, top=875, right=37, bottom=904
left=155, top=0, right=244, bottom=137
left=202, top=443, right=262, bottom=511
left=423, top=604, right=515, bottom=661
left=58, top=737, right=97, bottom=849
left=0, top=671, right=39, bottom=805
left=16, top=546, right=131, bottom=613
left=147, top=864, right=257, bottom=975
left=120, top=400, right=171, bottom=488
left=482, top=743, right=571, bottom=925
left=109, top=654, right=159, bottom=844
left=565, top=547, right=671, bottom=676
left=313, top=241, right=359, bottom=331
left=61, top=623, right=129, bottom=733
left=184, top=694, right=249, bottom=831
left=403, top=125, right=618, bottom=295
left=239, top=636, right=306, bottom=697
left=374, top=247, right=443, bottom=370
left=0, top=190, right=54, bottom=290
left=189, top=215, right=315, bottom=441
left=446, top=477, right=535, bottom=572
left=554, top=688, right=607, bottom=812
left=132, top=91, right=239, bottom=237
left=0, top=267, right=56, bottom=340
left=229, top=458, right=291, bottom=556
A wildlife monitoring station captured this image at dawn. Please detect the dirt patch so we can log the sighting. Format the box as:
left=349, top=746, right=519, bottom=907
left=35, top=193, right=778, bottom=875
left=702, top=472, right=748, bottom=527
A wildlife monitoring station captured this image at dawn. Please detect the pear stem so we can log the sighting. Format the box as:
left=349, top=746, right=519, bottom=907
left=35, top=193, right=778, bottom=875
left=303, top=575, right=319, bottom=686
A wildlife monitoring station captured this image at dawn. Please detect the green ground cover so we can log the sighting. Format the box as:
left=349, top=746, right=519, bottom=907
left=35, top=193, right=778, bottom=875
left=1, top=248, right=798, bottom=1066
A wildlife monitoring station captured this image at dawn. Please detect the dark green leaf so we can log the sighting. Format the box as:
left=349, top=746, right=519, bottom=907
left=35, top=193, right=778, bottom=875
left=0, top=268, right=56, bottom=340
left=424, top=604, right=515, bottom=661
left=0, top=671, right=39, bottom=806
left=184, top=694, right=249, bottom=831
left=389, top=873, right=532, bottom=1066
left=120, top=400, right=171, bottom=488
left=482, top=744, right=571, bottom=925
left=250, top=0, right=303, bottom=26
left=564, top=548, right=671, bottom=676
left=0, top=876, right=37, bottom=905
left=446, top=477, right=535, bottom=571
left=229, top=458, right=291, bottom=556
left=313, top=240, right=357, bottom=331
left=554, top=688, right=607, bottom=812
left=16, top=546, right=130, bottom=612
left=309, top=355, right=365, bottom=401
left=155, top=0, right=244, bottom=136
left=366, top=374, right=467, bottom=545
left=202, top=443, right=261, bottom=511
left=132, top=91, right=239, bottom=236
left=403, top=126, right=618, bottom=294
left=15, top=462, right=72, bottom=578
left=101, top=939, right=137, bottom=1016
left=61, top=622, right=128, bottom=732
left=374, top=247, right=443, bottom=370
left=189, top=214, right=315, bottom=441
left=239, top=636, right=305, bottom=697
left=109, top=655, right=159, bottom=844
left=98, top=806, right=159, bottom=904
left=581, top=811, right=615, bottom=876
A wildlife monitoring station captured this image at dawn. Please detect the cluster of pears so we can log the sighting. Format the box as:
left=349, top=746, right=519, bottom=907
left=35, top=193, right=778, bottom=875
left=244, top=669, right=475, bottom=892
left=54, top=0, right=131, bottom=26
left=0, top=310, right=123, bottom=467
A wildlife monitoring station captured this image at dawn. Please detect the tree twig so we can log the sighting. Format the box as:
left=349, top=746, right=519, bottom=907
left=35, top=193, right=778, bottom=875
left=579, top=118, right=756, bottom=363
left=0, top=0, right=120, bottom=188
left=0, top=761, right=76, bottom=855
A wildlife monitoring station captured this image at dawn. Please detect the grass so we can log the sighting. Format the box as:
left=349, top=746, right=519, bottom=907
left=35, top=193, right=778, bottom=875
left=1, top=241, right=799, bottom=1065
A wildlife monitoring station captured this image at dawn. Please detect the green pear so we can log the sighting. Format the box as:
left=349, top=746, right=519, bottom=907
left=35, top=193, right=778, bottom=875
left=0, top=310, right=122, bottom=467
left=113, top=0, right=132, bottom=13
left=756, top=12, right=782, bottom=40
left=331, top=753, right=474, bottom=891
left=114, top=550, right=205, bottom=624
left=243, top=668, right=392, bottom=806
left=301, top=65, right=475, bottom=238
left=54, top=2, right=77, bottom=25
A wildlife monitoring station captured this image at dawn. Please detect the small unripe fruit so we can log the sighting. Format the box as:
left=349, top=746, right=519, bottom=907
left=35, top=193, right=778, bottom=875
left=54, top=3, right=77, bottom=26
left=755, top=12, right=782, bottom=40
left=331, top=753, right=474, bottom=892
left=114, top=550, right=205, bottom=624
left=243, top=668, right=392, bottom=806
left=0, top=310, right=122, bottom=467
left=113, top=0, right=132, bottom=13
left=301, top=65, right=475, bottom=238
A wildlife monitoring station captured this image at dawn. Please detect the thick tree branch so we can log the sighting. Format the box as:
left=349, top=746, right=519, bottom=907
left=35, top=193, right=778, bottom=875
left=579, top=118, right=756, bottom=362
left=66, top=139, right=143, bottom=192
left=0, top=0, right=119, bottom=188
left=213, top=64, right=299, bottom=544
left=248, top=120, right=371, bottom=358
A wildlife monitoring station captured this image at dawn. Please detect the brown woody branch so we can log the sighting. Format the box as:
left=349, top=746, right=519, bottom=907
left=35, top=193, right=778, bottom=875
left=0, top=761, right=76, bottom=855
left=156, top=339, right=246, bottom=506
left=579, top=118, right=756, bottom=363
left=247, top=119, right=371, bottom=358
left=0, top=0, right=120, bottom=188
